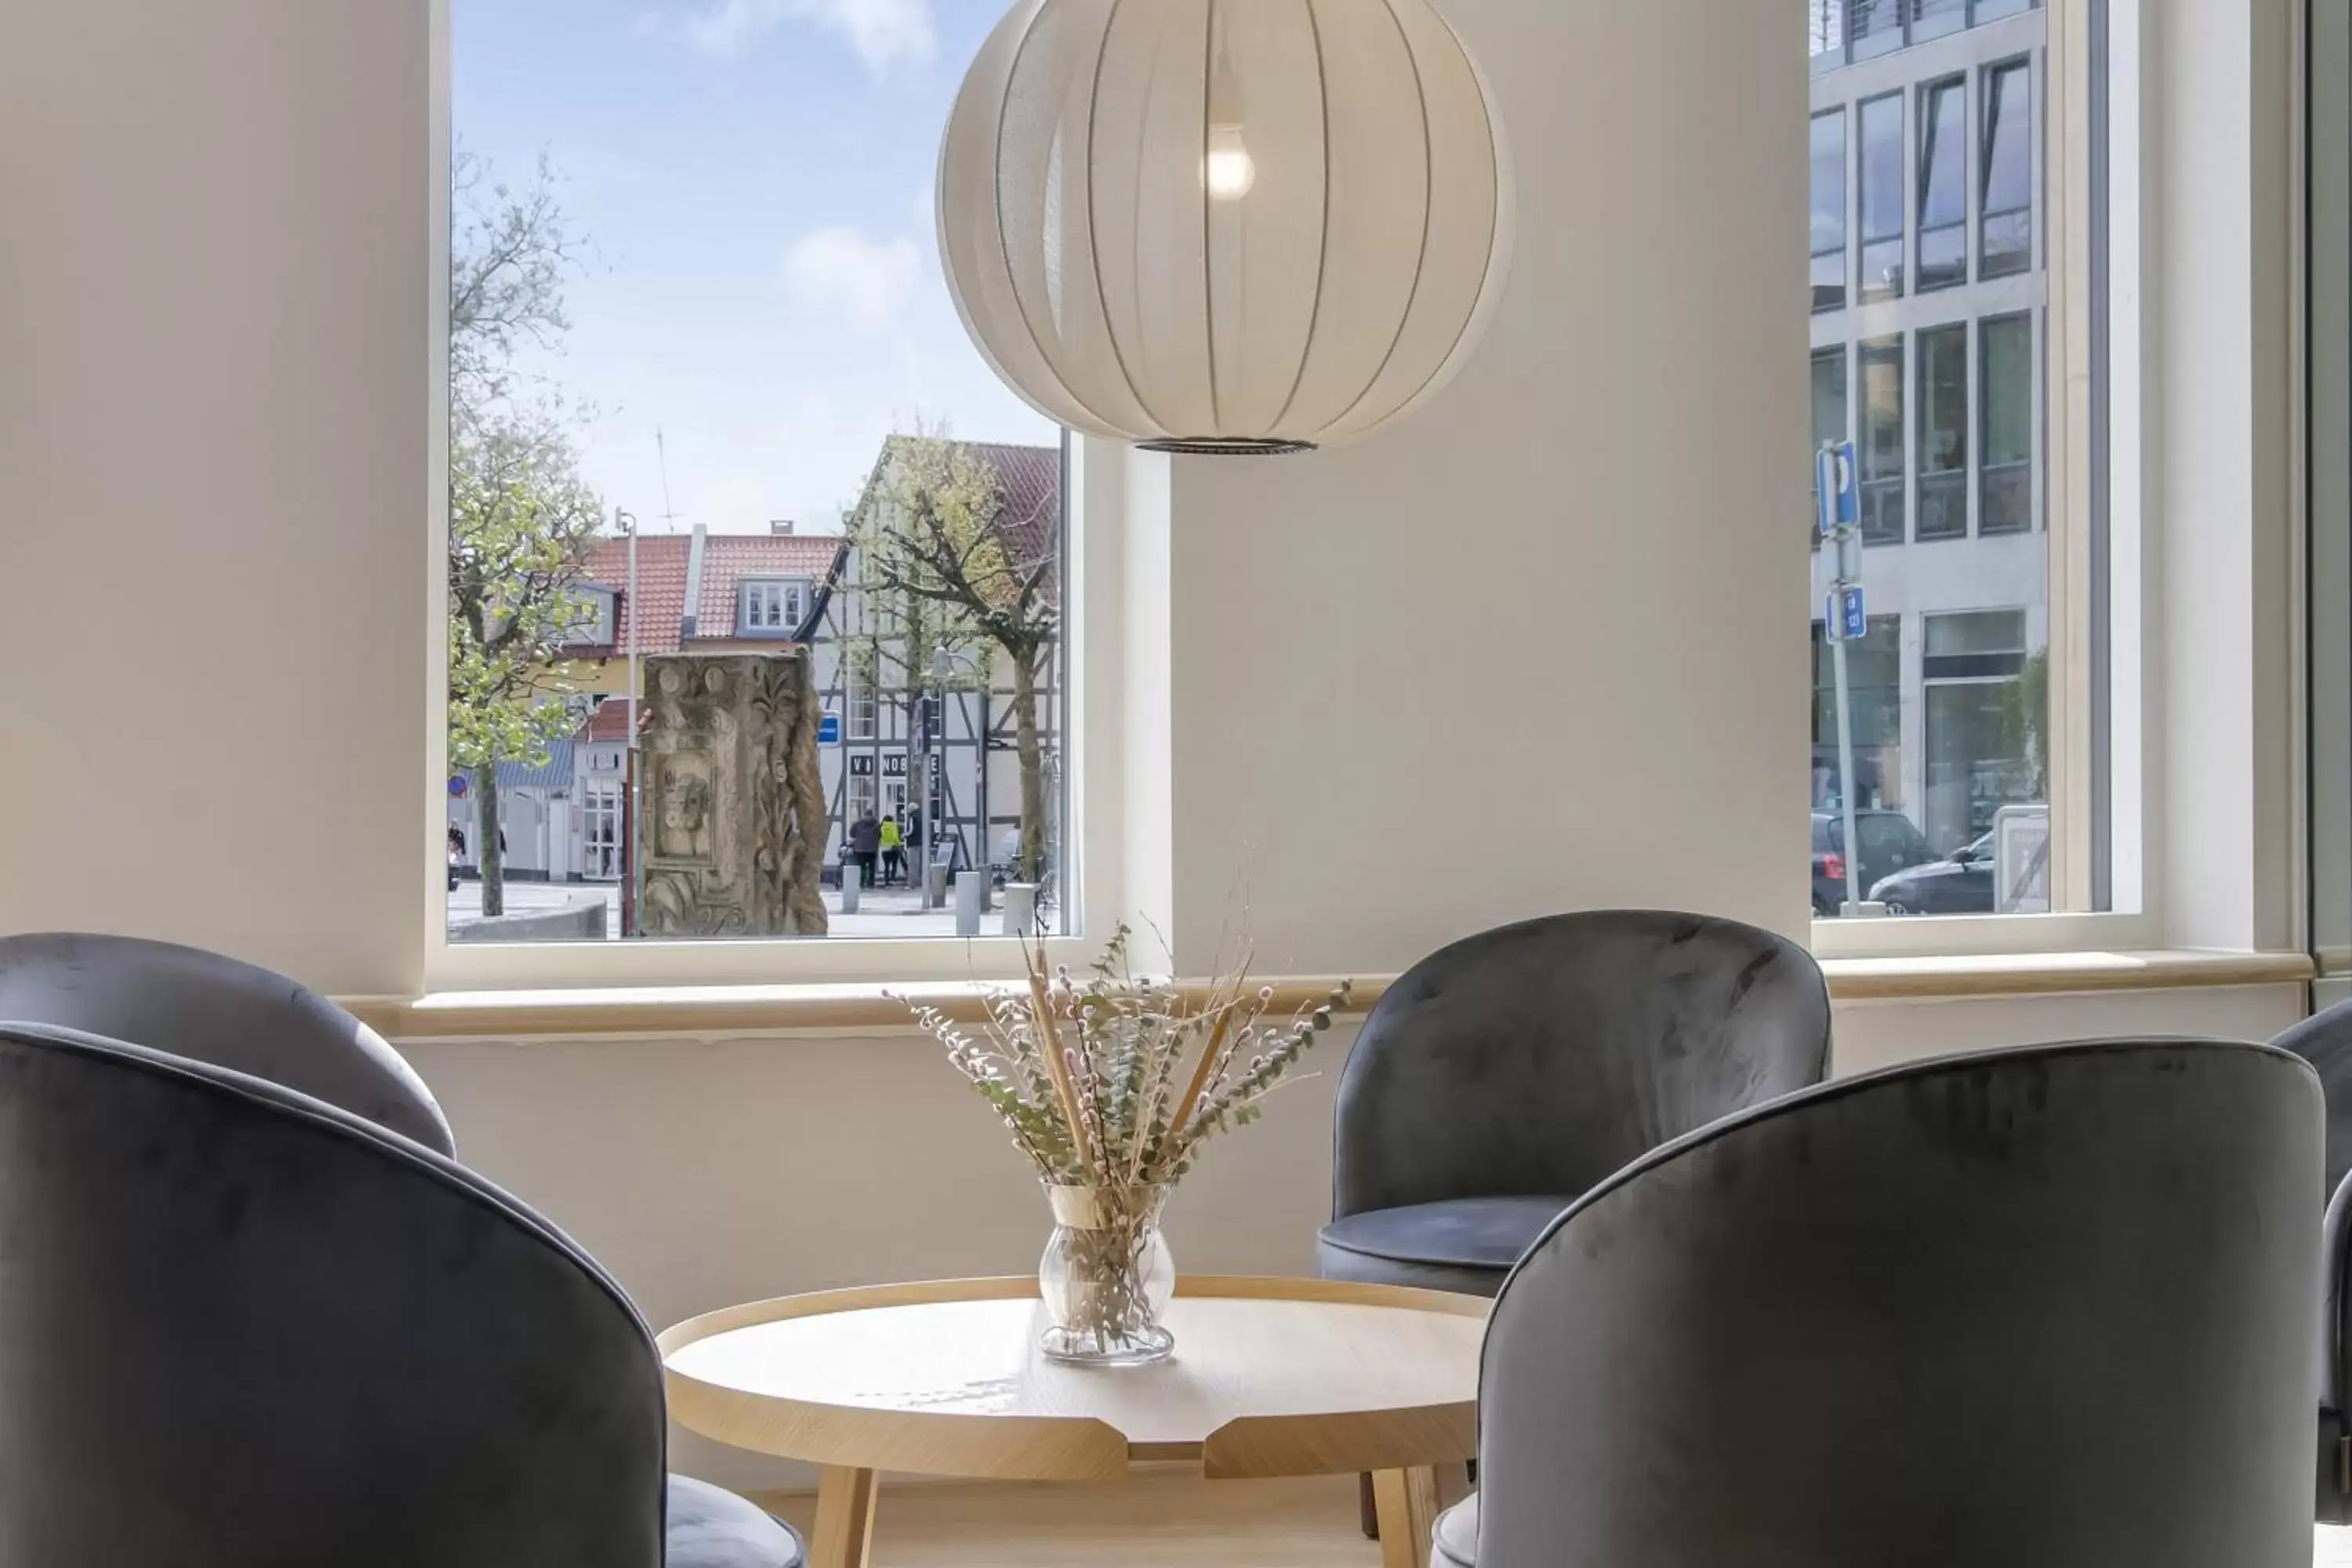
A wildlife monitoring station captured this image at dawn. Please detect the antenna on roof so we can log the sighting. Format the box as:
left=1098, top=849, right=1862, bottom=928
left=656, top=425, right=681, bottom=535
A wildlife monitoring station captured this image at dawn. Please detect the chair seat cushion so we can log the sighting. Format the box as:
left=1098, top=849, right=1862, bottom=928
left=1319, top=1196, right=1573, bottom=1297
left=1432, top=1492, right=1478, bottom=1568
left=666, top=1474, right=804, bottom=1568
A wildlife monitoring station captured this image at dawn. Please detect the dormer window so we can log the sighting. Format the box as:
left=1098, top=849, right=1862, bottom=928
left=561, top=585, right=619, bottom=647
left=739, top=578, right=810, bottom=638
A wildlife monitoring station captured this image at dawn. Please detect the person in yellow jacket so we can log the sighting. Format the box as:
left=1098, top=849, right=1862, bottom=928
left=879, top=812, right=905, bottom=886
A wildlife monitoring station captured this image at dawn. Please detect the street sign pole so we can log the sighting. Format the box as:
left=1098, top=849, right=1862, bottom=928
left=1817, top=442, right=1868, bottom=916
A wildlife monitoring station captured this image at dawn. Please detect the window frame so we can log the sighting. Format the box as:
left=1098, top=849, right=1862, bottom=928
left=1809, top=0, right=2153, bottom=960
left=423, top=1, right=1120, bottom=989
left=737, top=576, right=811, bottom=638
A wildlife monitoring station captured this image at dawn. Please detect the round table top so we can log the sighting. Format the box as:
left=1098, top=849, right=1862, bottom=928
left=659, top=1276, right=1488, bottom=1483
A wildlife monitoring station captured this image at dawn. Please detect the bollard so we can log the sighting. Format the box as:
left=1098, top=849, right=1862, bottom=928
left=954, top=872, right=985, bottom=938
left=926, top=862, right=949, bottom=910
left=839, top=863, right=860, bottom=914
left=1002, top=883, right=1038, bottom=938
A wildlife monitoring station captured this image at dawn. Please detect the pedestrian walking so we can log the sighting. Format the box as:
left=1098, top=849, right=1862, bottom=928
left=879, top=812, right=905, bottom=885
left=848, top=811, right=880, bottom=888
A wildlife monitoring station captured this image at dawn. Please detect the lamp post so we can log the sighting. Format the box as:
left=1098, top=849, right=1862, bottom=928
left=931, top=646, right=989, bottom=886
left=617, top=506, right=640, bottom=937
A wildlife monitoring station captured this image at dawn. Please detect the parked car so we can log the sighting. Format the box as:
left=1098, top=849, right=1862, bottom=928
left=1869, top=830, right=1997, bottom=916
left=1810, top=811, right=1936, bottom=916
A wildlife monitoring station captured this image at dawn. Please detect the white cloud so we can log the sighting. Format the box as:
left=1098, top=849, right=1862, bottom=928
left=783, top=226, right=924, bottom=332
left=677, top=0, right=935, bottom=75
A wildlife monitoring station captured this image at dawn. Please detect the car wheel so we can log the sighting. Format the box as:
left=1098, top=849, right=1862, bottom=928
left=1882, top=899, right=1912, bottom=916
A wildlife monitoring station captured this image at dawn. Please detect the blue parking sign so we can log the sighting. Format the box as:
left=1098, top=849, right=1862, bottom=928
left=818, top=713, right=840, bottom=745
left=1815, top=441, right=1857, bottom=539
left=1826, top=584, right=1867, bottom=641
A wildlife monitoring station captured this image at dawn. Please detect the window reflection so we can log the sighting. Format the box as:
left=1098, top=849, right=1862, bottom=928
left=1982, top=62, right=2033, bottom=277
left=1860, top=94, right=1906, bottom=303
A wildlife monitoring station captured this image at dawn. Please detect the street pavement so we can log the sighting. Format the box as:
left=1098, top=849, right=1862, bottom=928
left=446, top=877, right=1025, bottom=941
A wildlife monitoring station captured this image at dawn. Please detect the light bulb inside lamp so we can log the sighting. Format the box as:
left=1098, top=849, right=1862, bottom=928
left=1204, top=123, right=1256, bottom=201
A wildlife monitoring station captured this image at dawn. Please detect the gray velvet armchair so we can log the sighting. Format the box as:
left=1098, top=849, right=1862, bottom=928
left=1440, top=1038, right=2321, bottom=1568
left=1319, top=910, right=1831, bottom=1297
left=2269, top=996, right=2352, bottom=1523
left=0, top=933, right=800, bottom=1568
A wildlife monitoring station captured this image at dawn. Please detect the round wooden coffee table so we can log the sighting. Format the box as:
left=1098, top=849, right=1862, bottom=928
left=660, top=1276, right=1486, bottom=1568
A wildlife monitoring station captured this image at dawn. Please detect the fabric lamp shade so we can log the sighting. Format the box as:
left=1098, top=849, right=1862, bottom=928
left=938, top=0, right=1513, bottom=456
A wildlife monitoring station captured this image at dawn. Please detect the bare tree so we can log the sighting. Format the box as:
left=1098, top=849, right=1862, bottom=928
left=848, top=434, right=1059, bottom=882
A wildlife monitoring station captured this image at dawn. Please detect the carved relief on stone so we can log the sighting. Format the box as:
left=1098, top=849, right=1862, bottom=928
left=639, top=652, right=829, bottom=938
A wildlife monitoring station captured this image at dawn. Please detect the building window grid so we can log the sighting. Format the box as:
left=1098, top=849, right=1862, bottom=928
left=1811, top=0, right=2040, bottom=71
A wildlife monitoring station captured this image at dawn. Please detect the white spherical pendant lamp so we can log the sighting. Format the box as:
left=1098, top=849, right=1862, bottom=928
left=938, top=0, right=1513, bottom=456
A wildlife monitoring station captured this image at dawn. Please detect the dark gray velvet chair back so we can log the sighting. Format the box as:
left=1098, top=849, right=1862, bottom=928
left=1331, top=911, right=1829, bottom=1219
left=0, top=931, right=452, bottom=1155
left=0, top=1024, right=666, bottom=1568
left=1474, top=1038, right=2321, bottom=1568
left=2273, top=996, right=2352, bottom=1194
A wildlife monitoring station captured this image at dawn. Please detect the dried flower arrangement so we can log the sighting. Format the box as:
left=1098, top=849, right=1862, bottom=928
left=898, top=925, right=1350, bottom=1362
left=902, top=924, right=1351, bottom=1191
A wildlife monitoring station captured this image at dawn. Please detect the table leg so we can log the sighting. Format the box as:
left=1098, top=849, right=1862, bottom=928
left=1370, top=1467, right=1439, bottom=1568
left=1434, top=1460, right=1473, bottom=1513
left=811, top=1465, right=880, bottom=1568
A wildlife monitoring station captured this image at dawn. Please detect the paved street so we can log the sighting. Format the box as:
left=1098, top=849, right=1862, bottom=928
left=447, top=877, right=1036, bottom=941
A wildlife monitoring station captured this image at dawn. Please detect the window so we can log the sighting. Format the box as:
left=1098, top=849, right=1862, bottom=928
left=1810, top=111, right=1848, bottom=313
left=847, top=665, right=878, bottom=741
left=1809, top=0, right=1844, bottom=67
left=1859, top=94, right=1906, bottom=303
left=583, top=779, right=622, bottom=881
left=1918, top=78, right=1968, bottom=291
left=1812, top=615, right=1904, bottom=813
left=1806, top=0, right=2098, bottom=936
left=1982, top=60, right=2033, bottom=278
left=1922, top=611, right=2037, bottom=860
left=1910, top=0, right=1966, bottom=45
left=1859, top=336, right=1906, bottom=545
left=1811, top=347, right=1849, bottom=539
left=1980, top=313, right=2034, bottom=533
left=1916, top=324, right=1969, bottom=540
left=1850, top=0, right=1904, bottom=60
left=445, top=1, right=1074, bottom=956
left=739, top=579, right=810, bottom=637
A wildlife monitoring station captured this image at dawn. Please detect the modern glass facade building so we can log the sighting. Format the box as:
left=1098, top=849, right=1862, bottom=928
left=1807, top=0, right=2051, bottom=865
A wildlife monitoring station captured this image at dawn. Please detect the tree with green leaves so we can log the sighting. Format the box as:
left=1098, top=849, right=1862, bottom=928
left=446, top=149, right=604, bottom=916
left=1997, top=647, right=2050, bottom=800
left=848, top=434, right=1060, bottom=884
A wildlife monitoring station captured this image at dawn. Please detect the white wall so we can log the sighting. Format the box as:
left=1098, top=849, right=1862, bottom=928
left=0, top=1, right=429, bottom=996
left=1155, top=0, right=1812, bottom=974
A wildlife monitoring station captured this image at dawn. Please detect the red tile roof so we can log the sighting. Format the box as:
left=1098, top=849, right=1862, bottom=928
left=572, top=531, right=844, bottom=655
left=577, top=534, right=692, bottom=655
left=695, top=534, right=842, bottom=640
left=576, top=699, right=651, bottom=744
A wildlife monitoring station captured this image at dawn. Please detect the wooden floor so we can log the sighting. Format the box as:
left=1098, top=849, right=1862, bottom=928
left=758, top=1469, right=1379, bottom=1567
left=757, top=1472, right=2352, bottom=1567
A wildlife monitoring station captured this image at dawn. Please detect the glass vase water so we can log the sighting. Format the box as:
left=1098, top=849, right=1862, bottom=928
left=1037, top=1183, right=1175, bottom=1366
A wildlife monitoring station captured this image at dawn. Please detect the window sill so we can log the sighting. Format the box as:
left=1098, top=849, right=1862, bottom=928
left=344, top=950, right=2312, bottom=1041
left=343, top=976, right=1375, bottom=1043
left=1819, top=949, right=2313, bottom=1001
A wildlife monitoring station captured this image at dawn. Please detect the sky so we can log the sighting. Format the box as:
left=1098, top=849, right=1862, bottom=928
left=453, top=0, right=1056, bottom=536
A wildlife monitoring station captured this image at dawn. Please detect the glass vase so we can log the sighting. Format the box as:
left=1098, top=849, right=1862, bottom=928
left=1037, top=1183, right=1175, bottom=1366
